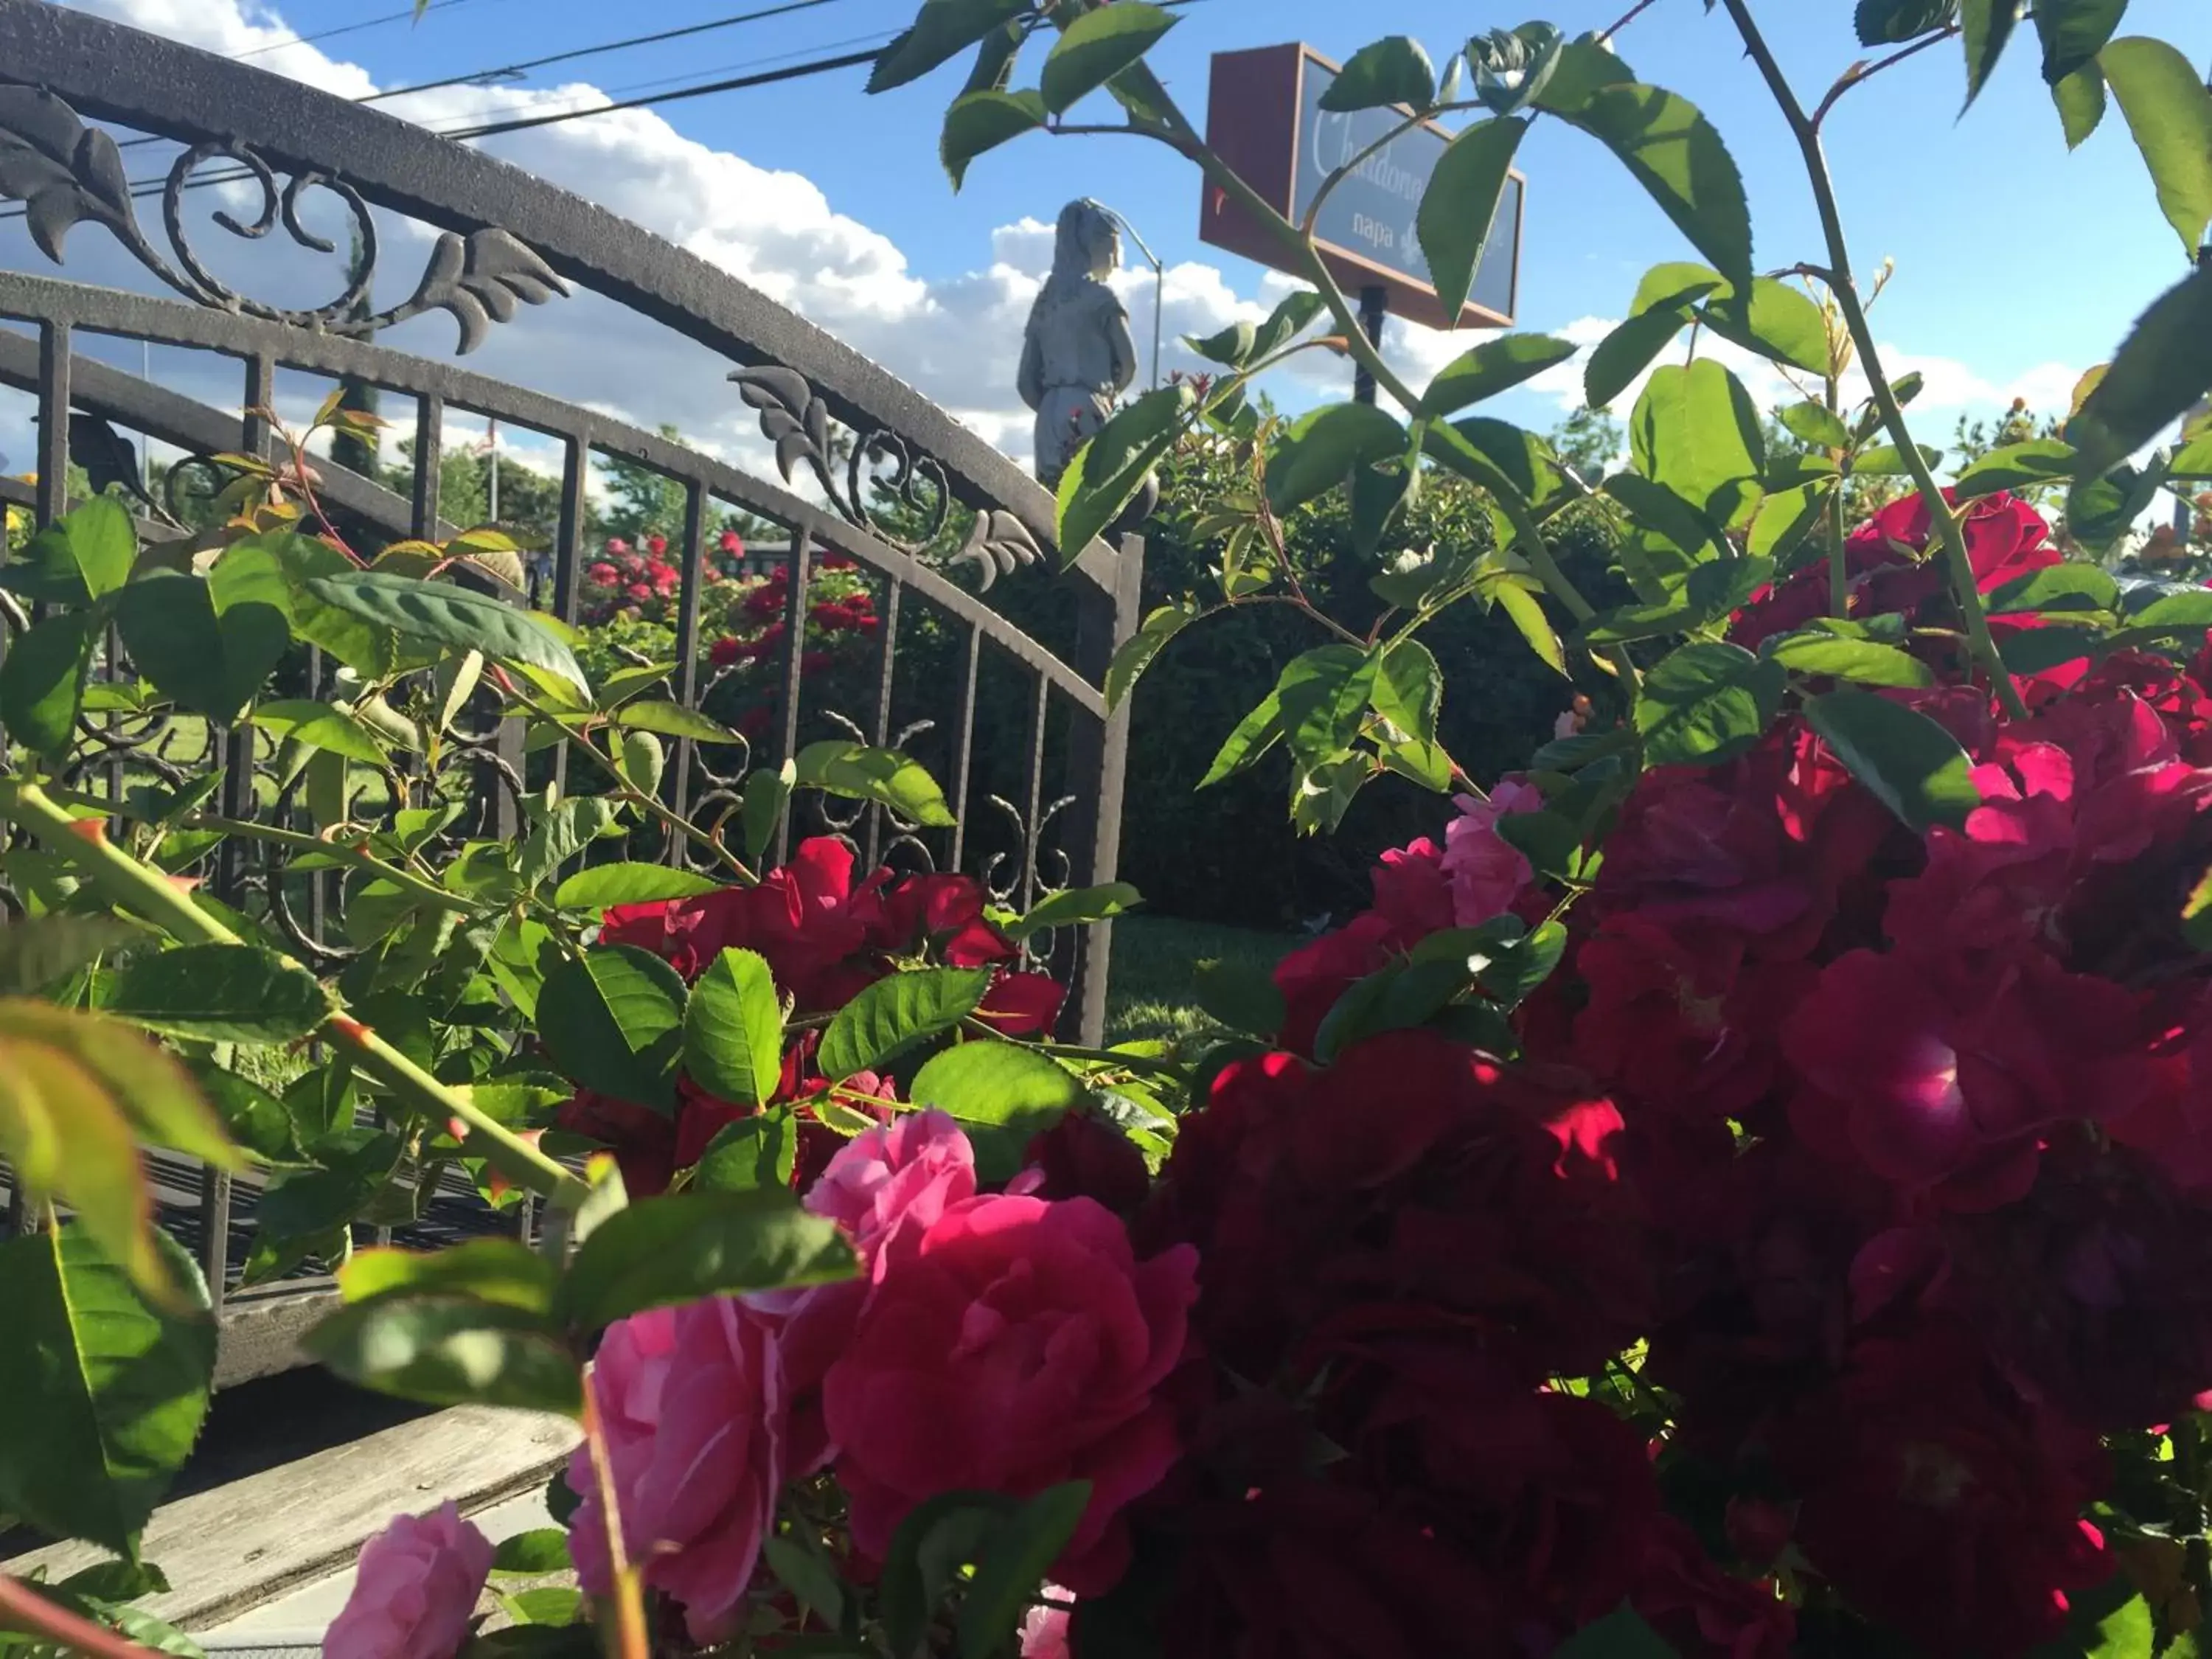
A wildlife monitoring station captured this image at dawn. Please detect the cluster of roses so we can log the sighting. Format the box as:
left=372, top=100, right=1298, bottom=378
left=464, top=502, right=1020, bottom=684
left=1228, top=491, right=2212, bottom=1656
left=700, top=557, right=880, bottom=741
left=582, top=531, right=728, bottom=627
left=557, top=838, right=1062, bottom=1197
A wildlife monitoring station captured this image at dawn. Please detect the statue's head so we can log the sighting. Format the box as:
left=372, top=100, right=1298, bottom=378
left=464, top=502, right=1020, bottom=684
left=1053, top=199, right=1120, bottom=284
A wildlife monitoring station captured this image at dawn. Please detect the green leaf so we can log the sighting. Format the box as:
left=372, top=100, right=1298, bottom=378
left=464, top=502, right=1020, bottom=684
left=1, top=611, right=94, bottom=758
left=1414, top=115, right=1530, bottom=324
left=908, top=1041, right=1084, bottom=1152
left=817, top=967, right=994, bottom=1082
left=251, top=699, right=388, bottom=765
left=868, top=0, right=1028, bottom=93
left=880, top=1494, right=1012, bottom=1659
left=1106, top=599, right=1199, bottom=712
left=1418, top=335, right=1578, bottom=420
left=1276, top=644, right=1381, bottom=762
left=189, top=1064, right=301, bottom=1164
left=1531, top=32, right=1635, bottom=114
left=1804, top=689, right=1980, bottom=832
left=550, top=863, right=722, bottom=911
left=1187, top=292, right=1324, bottom=370
left=1779, top=401, right=1852, bottom=450
left=1009, top=882, right=1143, bottom=941
left=516, top=797, right=623, bottom=895
left=302, top=1295, right=580, bottom=1415
left=740, top=759, right=796, bottom=866
left=793, top=740, right=956, bottom=829
left=0, top=1225, right=213, bottom=1556
left=955, top=1482, right=1094, bottom=1659
left=1266, top=403, right=1408, bottom=515
left=1320, top=37, right=1436, bottom=111
left=1960, top=0, right=2023, bottom=108
left=2101, top=35, right=2212, bottom=258
left=554, top=1189, right=854, bottom=1332
left=1584, top=307, right=1699, bottom=411
left=611, top=700, right=740, bottom=744
left=491, top=1529, right=575, bottom=1577
left=1854, top=442, right=1947, bottom=476
left=1634, top=641, right=1784, bottom=766
left=115, top=574, right=289, bottom=725
left=2053, top=63, right=2109, bottom=147
left=1855, top=0, right=1958, bottom=45
left=1554, top=1603, right=1682, bottom=1659
left=1554, top=85, right=1753, bottom=295
left=1765, top=633, right=1936, bottom=687
left=1989, top=563, right=2121, bottom=613
left=0, top=917, right=142, bottom=998
left=1055, top=386, right=1192, bottom=565
left=1495, top=582, right=1567, bottom=675
left=255, top=1129, right=403, bottom=1245
left=1951, top=438, right=2079, bottom=498
left=57, top=1559, right=172, bottom=1601
left=1631, top=361, right=1764, bottom=517
left=1466, top=22, right=1564, bottom=116
left=338, top=1237, right=558, bottom=1315
left=693, top=1113, right=798, bottom=1194
left=535, top=947, right=687, bottom=1113
left=1371, top=638, right=1443, bottom=748
left=939, top=87, right=1047, bottom=189
left=762, top=1534, right=847, bottom=1631
left=617, top=730, right=665, bottom=799
left=2072, top=265, right=2212, bottom=476
left=685, top=948, right=784, bottom=1109
left=105, top=943, right=327, bottom=1045
left=303, top=572, right=588, bottom=698
left=1040, top=2, right=1175, bottom=114
left=60, top=497, right=136, bottom=601
left=1194, top=958, right=1286, bottom=1036
left=1696, top=277, right=1830, bottom=375
left=2036, top=0, right=2129, bottom=83
left=1198, top=692, right=1284, bottom=787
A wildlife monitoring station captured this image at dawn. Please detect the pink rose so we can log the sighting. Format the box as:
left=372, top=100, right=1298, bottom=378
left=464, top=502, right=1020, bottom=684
left=1441, top=780, right=1544, bottom=925
left=805, top=1109, right=977, bottom=1274
left=324, top=1502, right=491, bottom=1659
left=1021, top=1597, right=1073, bottom=1658
left=568, top=1298, right=785, bottom=1643
left=822, top=1194, right=1197, bottom=1596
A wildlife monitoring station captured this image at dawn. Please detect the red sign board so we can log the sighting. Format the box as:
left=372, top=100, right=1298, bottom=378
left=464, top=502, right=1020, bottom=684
left=1197, top=44, right=1524, bottom=332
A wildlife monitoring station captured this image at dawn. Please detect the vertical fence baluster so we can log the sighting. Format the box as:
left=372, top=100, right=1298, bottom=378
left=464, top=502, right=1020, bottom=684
left=411, top=394, right=442, bottom=540
left=866, top=579, right=903, bottom=869
left=668, top=479, right=708, bottom=844
left=549, top=431, right=589, bottom=799
left=34, top=320, right=69, bottom=526
left=773, top=531, right=814, bottom=867
left=949, top=623, right=981, bottom=872
left=1020, top=675, right=1047, bottom=914
left=1059, top=535, right=1144, bottom=1046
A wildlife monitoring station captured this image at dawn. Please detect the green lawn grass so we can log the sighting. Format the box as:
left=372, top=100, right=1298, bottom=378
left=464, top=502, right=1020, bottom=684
left=1103, top=913, right=1301, bottom=1048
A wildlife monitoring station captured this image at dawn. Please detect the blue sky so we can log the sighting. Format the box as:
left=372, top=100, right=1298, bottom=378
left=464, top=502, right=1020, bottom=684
left=333, top=0, right=2212, bottom=411
left=17, top=0, right=2212, bottom=476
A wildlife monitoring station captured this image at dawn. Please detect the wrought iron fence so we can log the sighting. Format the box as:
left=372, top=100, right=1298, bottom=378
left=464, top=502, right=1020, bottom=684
left=0, top=0, right=1141, bottom=1379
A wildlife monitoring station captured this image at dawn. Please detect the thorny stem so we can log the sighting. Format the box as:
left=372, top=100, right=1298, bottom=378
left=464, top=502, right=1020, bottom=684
left=0, top=1573, right=161, bottom=1659
left=1826, top=369, right=1851, bottom=619
left=1719, top=0, right=2029, bottom=719
left=1599, top=0, right=1666, bottom=44
left=515, top=694, right=757, bottom=884
left=183, top=814, right=472, bottom=913
left=1811, top=27, right=1962, bottom=130
left=0, top=778, right=588, bottom=1206
left=579, top=1386, right=653, bottom=1659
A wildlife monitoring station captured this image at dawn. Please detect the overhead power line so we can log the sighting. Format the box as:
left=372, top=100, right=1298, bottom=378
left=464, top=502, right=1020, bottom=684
left=236, top=0, right=488, bottom=60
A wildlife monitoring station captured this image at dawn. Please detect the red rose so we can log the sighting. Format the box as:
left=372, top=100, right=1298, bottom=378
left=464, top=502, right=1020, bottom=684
left=605, top=537, right=630, bottom=555
left=626, top=582, right=654, bottom=604
left=1630, top=1516, right=1795, bottom=1659
left=1773, top=1327, right=2110, bottom=1658
left=823, top=1194, right=1197, bottom=1595
left=586, top=560, right=619, bottom=585
left=647, top=534, right=667, bottom=555
left=1020, top=1110, right=1151, bottom=1214
left=720, top=529, right=744, bottom=554
left=555, top=1089, right=675, bottom=1197
left=709, top=636, right=743, bottom=668
left=1150, top=1030, right=1649, bottom=1389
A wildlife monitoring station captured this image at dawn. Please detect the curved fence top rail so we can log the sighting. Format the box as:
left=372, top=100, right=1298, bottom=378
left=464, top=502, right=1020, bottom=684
left=0, top=0, right=1124, bottom=594
left=0, top=273, right=1110, bottom=719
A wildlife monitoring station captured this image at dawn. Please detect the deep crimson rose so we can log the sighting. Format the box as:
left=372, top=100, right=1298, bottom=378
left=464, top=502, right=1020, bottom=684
left=555, top=1088, right=675, bottom=1197
left=1930, top=1143, right=2212, bottom=1428
left=1784, top=946, right=2155, bottom=1203
left=1020, top=1110, right=1152, bottom=1214
left=720, top=528, right=745, bottom=554
left=1368, top=835, right=1454, bottom=940
left=1272, top=911, right=1399, bottom=1056
left=1630, top=1516, right=1795, bottom=1659
left=1150, top=1031, right=1649, bottom=1389
left=1773, top=1328, right=2110, bottom=1658
left=647, top=534, right=668, bottom=555
left=823, top=1194, right=1197, bottom=1596
left=586, top=560, right=619, bottom=585
left=1572, top=917, right=1814, bottom=1129
left=709, top=635, right=743, bottom=667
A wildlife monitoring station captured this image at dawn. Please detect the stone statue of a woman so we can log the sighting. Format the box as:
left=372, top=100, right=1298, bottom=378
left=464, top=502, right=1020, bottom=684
left=1018, top=199, right=1138, bottom=487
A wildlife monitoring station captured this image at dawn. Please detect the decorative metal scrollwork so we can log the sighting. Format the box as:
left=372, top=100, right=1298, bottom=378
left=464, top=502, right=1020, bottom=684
left=0, top=86, right=568, bottom=353
left=730, top=366, right=1037, bottom=588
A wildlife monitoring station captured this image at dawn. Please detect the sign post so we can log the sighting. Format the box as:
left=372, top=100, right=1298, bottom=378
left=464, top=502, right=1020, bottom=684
left=1199, top=42, right=1524, bottom=402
